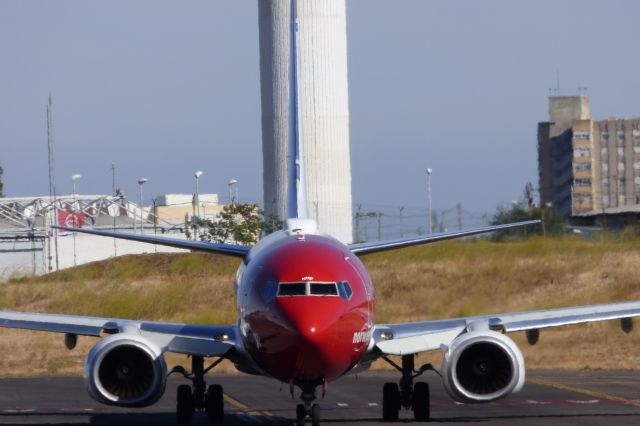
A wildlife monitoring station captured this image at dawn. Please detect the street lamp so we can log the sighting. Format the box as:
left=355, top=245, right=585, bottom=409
left=426, top=168, right=432, bottom=234
left=71, top=174, right=81, bottom=197
left=194, top=171, right=204, bottom=238
left=228, top=179, right=238, bottom=204
left=138, top=177, right=148, bottom=233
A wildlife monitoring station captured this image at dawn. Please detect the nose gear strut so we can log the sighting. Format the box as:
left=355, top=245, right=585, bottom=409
left=294, top=379, right=324, bottom=426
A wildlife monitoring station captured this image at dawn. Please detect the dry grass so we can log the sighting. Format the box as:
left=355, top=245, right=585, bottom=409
left=1, top=236, right=640, bottom=376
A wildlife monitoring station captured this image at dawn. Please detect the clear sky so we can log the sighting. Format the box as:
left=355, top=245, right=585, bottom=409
left=2, top=0, right=639, bottom=216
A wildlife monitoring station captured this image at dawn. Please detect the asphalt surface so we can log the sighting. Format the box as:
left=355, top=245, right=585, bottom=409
left=1, top=371, right=640, bottom=425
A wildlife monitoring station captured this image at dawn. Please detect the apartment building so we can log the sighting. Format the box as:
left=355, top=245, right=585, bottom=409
left=538, top=95, right=640, bottom=219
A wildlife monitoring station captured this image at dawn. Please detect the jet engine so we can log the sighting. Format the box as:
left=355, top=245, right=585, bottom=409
left=442, top=330, right=525, bottom=403
left=84, top=334, right=167, bottom=407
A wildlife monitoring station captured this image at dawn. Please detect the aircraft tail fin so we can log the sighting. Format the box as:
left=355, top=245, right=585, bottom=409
left=286, top=0, right=308, bottom=220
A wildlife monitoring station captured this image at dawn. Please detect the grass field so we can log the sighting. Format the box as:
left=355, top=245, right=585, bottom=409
left=1, top=235, right=640, bottom=376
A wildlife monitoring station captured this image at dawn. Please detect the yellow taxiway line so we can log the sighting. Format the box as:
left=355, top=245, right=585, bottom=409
left=223, top=393, right=274, bottom=417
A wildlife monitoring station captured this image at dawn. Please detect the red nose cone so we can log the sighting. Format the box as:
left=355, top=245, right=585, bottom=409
left=269, top=296, right=356, bottom=381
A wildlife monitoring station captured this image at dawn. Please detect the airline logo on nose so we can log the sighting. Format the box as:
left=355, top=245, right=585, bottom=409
left=352, top=330, right=372, bottom=344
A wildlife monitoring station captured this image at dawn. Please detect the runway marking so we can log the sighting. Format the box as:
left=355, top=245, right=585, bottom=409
left=529, top=377, right=640, bottom=409
left=223, top=393, right=274, bottom=418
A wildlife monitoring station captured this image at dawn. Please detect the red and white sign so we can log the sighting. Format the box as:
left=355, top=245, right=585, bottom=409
left=57, top=210, right=85, bottom=228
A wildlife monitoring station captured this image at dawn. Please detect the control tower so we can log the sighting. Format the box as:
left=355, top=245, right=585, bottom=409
left=258, top=0, right=353, bottom=243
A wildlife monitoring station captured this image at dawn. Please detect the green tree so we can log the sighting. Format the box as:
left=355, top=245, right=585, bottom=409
left=261, top=212, right=283, bottom=236
left=200, top=203, right=264, bottom=245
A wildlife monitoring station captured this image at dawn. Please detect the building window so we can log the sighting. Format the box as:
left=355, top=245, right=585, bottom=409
left=602, top=163, right=609, bottom=172
left=575, top=178, right=591, bottom=186
left=601, top=132, right=609, bottom=140
left=617, top=131, right=625, bottom=140
left=618, top=162, right=625, bottom=172
left=574, top=147, right=591, bottom=157
left=574, top=162, right=592, bottom=171
left=634, top=162, right=640, bottom=170
left=574, top=131, right=591, bottom=140
left=574, top=194, right=593, bottom=202
left=602, top=177, right=609, bottom=186
left=635, top=177, right=640, bottom=185
left=634, top=147, right=640, bottom=154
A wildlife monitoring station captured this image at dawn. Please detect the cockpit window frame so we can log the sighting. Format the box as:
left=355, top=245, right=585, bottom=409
left=276, top=281, right=342, bottom=297
left=277, top=282, right=307, bottom=296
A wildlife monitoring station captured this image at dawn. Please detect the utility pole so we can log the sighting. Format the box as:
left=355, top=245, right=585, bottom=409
left=46, top=95, right=59, bottom=271
left=399, top=206, right=405, bottom=238
left=111, top=164, right=117, bottom=257
left=354, top=204, right=362, bottom=243
left=426, top=168, right=432, bottom=234
left=456, top=203, right=463, bottom=230
left=377, top=212, right=383, bottom=241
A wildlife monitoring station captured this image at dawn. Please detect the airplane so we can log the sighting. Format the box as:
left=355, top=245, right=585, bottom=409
left=3, top=1, right=640, bottom=425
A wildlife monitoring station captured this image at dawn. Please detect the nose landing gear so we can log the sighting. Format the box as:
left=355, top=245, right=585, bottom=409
left=293, top=380, right=323, bottom=426
left=381, top=354, right=437, bottom=422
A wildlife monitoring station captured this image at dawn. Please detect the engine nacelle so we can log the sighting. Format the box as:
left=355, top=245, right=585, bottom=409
left=442, top=330, right=525, bottom=403
left=84, top=334, right=167, bottom=407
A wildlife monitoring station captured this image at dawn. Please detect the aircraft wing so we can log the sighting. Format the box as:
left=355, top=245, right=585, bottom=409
left=0, top=310, right=236, bottom=357
left=373, top=300, right=640, bottom=356
left=349, top=220, right=540, bottom=255
left=53, top=225, right=250, bottom=258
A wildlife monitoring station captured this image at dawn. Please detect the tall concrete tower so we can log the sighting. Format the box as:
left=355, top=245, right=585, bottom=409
left=258, top=0, right=353, bottom=243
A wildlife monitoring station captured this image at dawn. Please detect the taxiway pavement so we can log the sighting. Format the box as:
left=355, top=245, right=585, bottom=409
left=0, top=371, right=640, bottom=425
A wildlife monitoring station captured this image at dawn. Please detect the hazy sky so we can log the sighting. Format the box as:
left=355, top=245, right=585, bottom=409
left=2, top=1, right=639, bottom=215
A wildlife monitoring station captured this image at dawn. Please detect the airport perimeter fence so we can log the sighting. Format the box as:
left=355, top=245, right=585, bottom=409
left=351, top=203, right=491, bottom=243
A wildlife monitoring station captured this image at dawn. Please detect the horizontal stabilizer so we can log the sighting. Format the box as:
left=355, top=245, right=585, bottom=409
left=349, top=220, right=540, bottom=255
left=53, top=226, right=250, bottom=258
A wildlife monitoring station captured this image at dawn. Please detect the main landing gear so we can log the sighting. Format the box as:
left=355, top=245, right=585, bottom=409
left=382, top=354, right=436, bottom=422
left=293, top=380, right=323, bottom=426
left=174, top=355, right=225, bottom=424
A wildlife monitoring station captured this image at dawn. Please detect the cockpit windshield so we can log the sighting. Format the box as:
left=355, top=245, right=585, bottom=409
left=276, top=281, right=352, bottom=300
left=310, top=283, right=338, bottom=296
left=278, top=283, right=307, bottom=296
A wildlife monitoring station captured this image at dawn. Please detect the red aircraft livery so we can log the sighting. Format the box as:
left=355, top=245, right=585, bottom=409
left=2, top=0, right=640, bottom=425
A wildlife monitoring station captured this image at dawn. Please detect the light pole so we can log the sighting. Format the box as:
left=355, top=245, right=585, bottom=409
left=426, top=168, right=432, bottom=234
left=71, top=174, right=81, bottom=266
left=228, top=179, right=238, bottom=204
left=71, top=174, right=81, bottom=198
left=138, top=177, right=148, bottom=234
left=194, top=171, right=203, bottom=238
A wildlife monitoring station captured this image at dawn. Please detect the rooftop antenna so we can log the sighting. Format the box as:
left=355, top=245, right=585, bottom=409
left=577, top=84, right=588, bottom=96
left=46, top=94, right=59, bottom=271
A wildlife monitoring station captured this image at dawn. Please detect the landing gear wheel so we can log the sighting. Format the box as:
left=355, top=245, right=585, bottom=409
left=206, top=384, right=224, bottom=424
left=412, top=382, right=430, bottom=421
left=177, top=384, right=194, bottom=424
left=296, top=403, right=306, bottom=426
left=311, top=403, right=320, bottom=426
left=382, top=382, right=400, bottom=421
